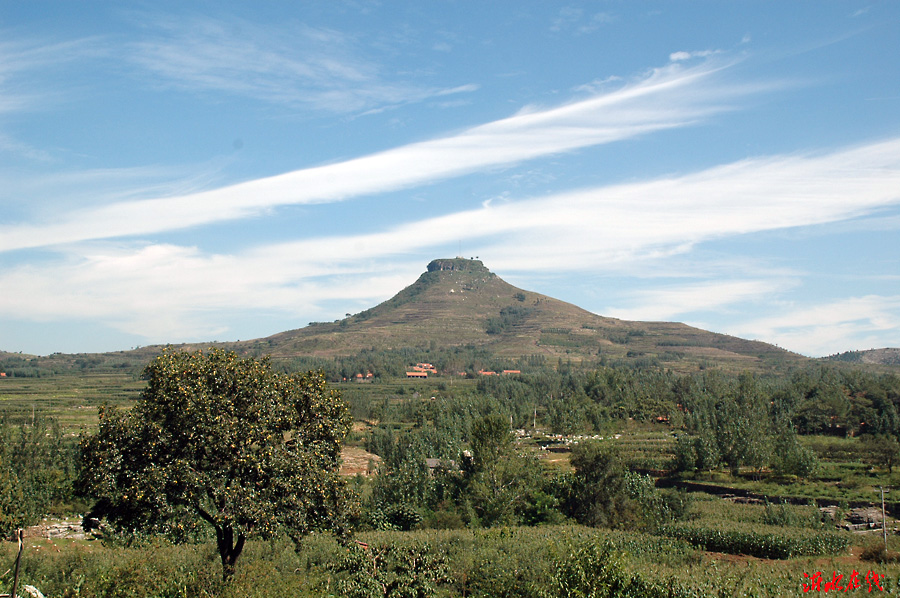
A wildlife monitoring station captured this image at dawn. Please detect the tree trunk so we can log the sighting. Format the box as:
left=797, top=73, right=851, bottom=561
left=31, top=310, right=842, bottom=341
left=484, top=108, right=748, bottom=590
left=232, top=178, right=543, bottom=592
left=216, top=525, right=246, bottom=581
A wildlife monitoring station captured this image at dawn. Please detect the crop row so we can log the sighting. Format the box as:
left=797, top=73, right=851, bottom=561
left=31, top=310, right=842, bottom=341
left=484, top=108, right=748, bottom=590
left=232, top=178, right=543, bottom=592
left=658, top=521, right=850, bottom=559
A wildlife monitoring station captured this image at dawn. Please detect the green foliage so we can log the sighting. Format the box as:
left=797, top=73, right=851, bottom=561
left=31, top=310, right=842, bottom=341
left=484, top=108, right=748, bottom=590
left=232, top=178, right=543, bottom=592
left=345, top=526, right=698, bottom=598
left=673, top=432, right=720, bottom=472
left=0, top=454, right=26, bottom=535
left=658, top=520, right=849, bottom=559
left=565, top=442, right=633, bottom=528
left=543, top=539, right=695, bottom=598
left=470, top=413, right=512, bottom=472
left=771, top=428, right=818, bottom=477
left=12, top=523, right=878, bottom=597
left=329, top=541, right=452, bottom=598
left=485, top=306, right=533, bottom=335
left=0, top=416, right=81, bottom=534
left=761, top=500, right=822, bottom=529
left=370, top=433, right=432, bottom=520
left=464, top=414, right=552, bottom=527
left=860, top=434, right=900, bottom=472
left=77, top=348, right=351, bottom=580
left=623, top=472, right=692, bottom=530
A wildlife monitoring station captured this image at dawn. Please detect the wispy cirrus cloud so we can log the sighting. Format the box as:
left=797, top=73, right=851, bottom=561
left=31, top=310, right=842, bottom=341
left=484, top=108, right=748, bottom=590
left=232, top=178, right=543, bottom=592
left=0, top=35, right=106, bottom=160
left=0, top=58, right=749, bottom=252
left=733, top=295, right=900, bottom=357
left=3, top=136, right=899, bottom=346
left=670, top=49, right=722, bottom=62
left=375, top=137, right=900, bottom=273
left=0, top=36, right=103, bottom=111
left=127, top=15, right=476, bottom=113
left=0, top=241, right=416, bottom=342
left=550, top=7, right=615, bottom=34
left=0, top=160, right=231, bottom=221
left=603, top=279, right=790, bottom=322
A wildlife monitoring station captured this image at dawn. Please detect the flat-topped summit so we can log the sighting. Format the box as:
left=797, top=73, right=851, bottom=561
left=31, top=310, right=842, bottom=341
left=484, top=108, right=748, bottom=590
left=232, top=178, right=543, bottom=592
left=1, top=258, right=817, bottom=373
left=427, top=258, right=490, bottom=273
left=258, top=259, right=803, bottom=371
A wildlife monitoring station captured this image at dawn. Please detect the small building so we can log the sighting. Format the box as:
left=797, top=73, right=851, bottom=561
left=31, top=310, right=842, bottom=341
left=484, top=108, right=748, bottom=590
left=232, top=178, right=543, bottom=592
left=406, top=371, right=428, bottom=378
left=502, top=370, right=521, bottom=375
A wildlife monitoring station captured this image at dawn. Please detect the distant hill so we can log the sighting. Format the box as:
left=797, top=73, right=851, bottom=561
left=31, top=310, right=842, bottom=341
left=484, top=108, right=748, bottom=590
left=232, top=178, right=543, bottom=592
left=1, top=258, right=811, bottom=374
left=822, top=348, right=900, bottom=367
left=243, top=258, right=805, bottom=373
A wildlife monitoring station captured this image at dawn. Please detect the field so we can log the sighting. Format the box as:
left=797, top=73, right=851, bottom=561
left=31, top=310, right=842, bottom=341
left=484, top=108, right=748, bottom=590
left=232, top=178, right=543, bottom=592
left=4, top=368, right=900, bottom=596
left=0, top=372, right=142, bottom=433
left=2, top=524, right=898, bottom=597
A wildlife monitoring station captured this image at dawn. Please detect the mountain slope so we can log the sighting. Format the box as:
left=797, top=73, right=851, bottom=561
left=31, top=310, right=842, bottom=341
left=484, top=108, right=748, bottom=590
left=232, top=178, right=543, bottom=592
left=822, top=348, right=900, bottom=367
left=1, top=258, right=813, bottom=374
left=255, top=258, right=804, bottom=372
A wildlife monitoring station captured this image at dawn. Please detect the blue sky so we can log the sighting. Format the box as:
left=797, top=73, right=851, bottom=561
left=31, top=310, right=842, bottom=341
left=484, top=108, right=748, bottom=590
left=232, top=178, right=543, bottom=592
left=1, top=2, right=898, bottom=357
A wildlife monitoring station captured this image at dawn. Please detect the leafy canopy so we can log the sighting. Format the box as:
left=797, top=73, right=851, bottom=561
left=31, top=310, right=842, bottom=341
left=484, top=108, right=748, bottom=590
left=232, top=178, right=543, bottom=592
left=78, top=348, right=351, bottom=579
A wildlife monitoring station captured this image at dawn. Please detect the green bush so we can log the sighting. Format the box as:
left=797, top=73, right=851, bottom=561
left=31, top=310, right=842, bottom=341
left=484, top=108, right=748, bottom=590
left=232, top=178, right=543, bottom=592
left=327, top=541, right=451, bottom=598
left=542, top=539, right=696, bottom=598
left=761, top=500, right=822, bottom=529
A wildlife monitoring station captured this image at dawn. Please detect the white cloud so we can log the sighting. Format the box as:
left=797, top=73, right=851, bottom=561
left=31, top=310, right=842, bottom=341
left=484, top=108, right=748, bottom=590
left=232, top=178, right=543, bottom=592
left=338, top=137, right=900, bottom=274
left=0, top=58, right=746, bottom=252
left=670, top=49, right=721, bottom=62
left=732, top=295, right=900, bottom=357
left=603, top=279, right=788, bottom=322
left=0, top=35, right=106, bottom=102
left=0, top=242, right=417, bottom=342
left=0, top=36, right=106, bottom=159
left=128, top=15, right=476, bottom=114
left=0, top=132, right=53, bottom=162
left=0, top=160, right=230, bottom=217
left=4, top=137, right=899, bottom=344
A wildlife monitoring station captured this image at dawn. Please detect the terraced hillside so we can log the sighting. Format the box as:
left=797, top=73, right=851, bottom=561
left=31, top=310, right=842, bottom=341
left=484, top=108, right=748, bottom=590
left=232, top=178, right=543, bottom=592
left=252, top=258, right=804, bottom=372
left=2, top=258, right=813, bottom=374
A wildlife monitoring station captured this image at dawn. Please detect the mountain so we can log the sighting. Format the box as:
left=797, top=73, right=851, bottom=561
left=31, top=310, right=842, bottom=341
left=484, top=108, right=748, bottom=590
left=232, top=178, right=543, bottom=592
left=246, top=258, right=805, bottom=373
left=822, top=348, right=900, bottom=367
left=1, top=258, right=814, bottom=374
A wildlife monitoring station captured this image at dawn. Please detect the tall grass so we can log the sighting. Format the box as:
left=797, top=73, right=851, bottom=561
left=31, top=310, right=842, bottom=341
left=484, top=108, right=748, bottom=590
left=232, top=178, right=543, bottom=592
left=5, top=524, right=889, bottom=598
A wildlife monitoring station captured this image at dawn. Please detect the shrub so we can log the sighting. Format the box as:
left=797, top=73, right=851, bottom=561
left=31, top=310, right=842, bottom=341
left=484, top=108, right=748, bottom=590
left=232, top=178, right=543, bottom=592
left=328, top=541, right=451, bottom=598
left=860, top=541, right=900, bottom=563
left=542, top=539, right=696, bottom=598
left=762, top=500, right=822, bottom=529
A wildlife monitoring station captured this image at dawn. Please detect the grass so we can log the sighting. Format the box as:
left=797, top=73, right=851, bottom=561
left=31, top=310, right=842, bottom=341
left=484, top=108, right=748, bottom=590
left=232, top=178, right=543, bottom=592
left=3, top=525, right=898, bottom=597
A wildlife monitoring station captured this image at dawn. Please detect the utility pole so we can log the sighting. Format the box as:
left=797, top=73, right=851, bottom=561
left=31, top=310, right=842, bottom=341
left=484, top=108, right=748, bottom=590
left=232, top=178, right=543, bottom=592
left=879, top=486, right=890, bottom=550
left=11, top=528, right=23, bottom=598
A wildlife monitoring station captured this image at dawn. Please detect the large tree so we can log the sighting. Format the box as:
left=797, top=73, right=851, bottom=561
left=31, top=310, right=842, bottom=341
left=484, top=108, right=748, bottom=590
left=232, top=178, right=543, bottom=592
left=78, top=348, right=351, bottom=580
